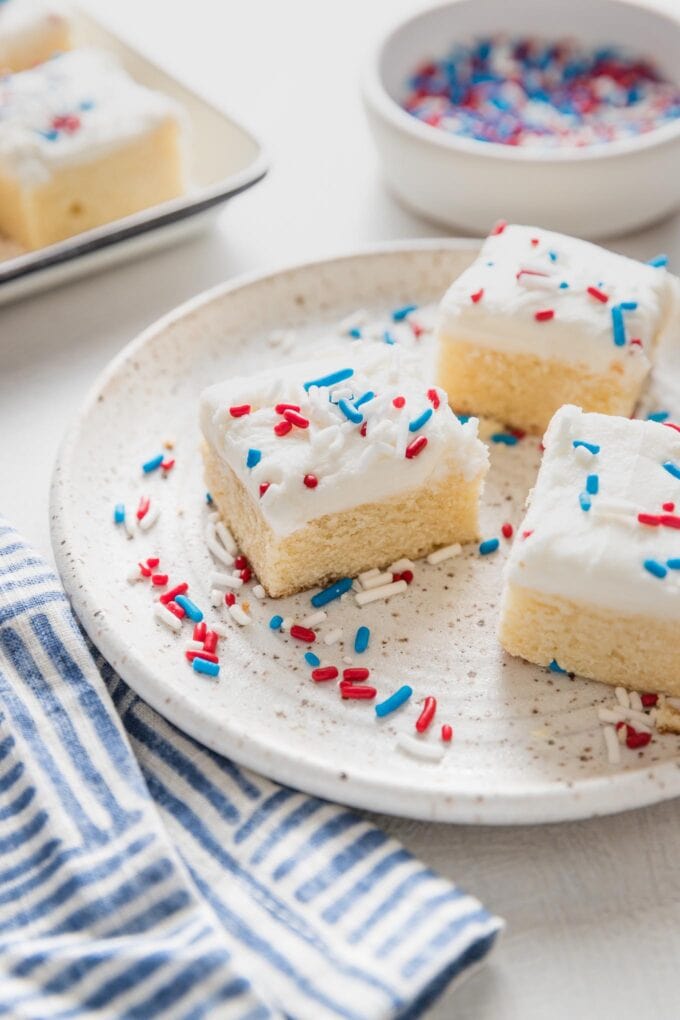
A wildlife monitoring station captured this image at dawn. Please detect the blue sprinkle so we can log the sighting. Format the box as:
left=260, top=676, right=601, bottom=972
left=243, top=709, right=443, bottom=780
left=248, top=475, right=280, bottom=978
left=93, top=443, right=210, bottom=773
left=193, top=658, right=220, bottom=677
left=205, top=492, right=213, bottom=505
left=338, top=398, right=363, bottom=424
left=548, top=250, right=558, bottom=262
left=392, top=303, right=418, bottom=321
left=549, top=659, right=566, bottom=673
left=408, top=408, right=433, bottom=433
left=246, top=448, right=261, bottom=469
left=311, top=577, right=353, bottom=607
left=142, top=453, right=164, bottom=474
left=304, top=368, right=354, bottom=391
left=383, top=330, right=397, bottom=345
left=490, top=432, right=518, bottom=446
left=38, top=128, right=59, bottom=141
left=486, top=260, right=494, bottom=267
left=113, top=503, right=125, bottom=524
left=305, top=651, right=321, bottom=667
left=663, top=461, right=680, bottom=480
left=269, top=614, right=283, bottom=630
left=586, top=473, right=599, bottom=495
left=479, top=538, right=499, bottom=555
left=375, top=685, right=413, bottom=718
left=559, top=281, right=569, bottom=289
left=579, top=492, right=591, bottom=512
left=175, top=595, right=203, bottom=622
left=79, top=99, right=95, bottom=111
left=456, top=414, right=470, bottom=424
left=620, top=301, right=638, bottom=311
left=644, top=559, right=667, bottom=579
left=348, top=327, right=362, bottom=339
left=611, top=305, right=626, bottom=347
left=648, top=254, right=669, bottom=268
left=354, top=391, right=375, bottom=408
left=667, top=558, right=680, bottom=570
left=354, top=626, right=370, bottom=654
left=573, top=440, right=600, bottom=455
left=647, top=411, right=670, bottom=422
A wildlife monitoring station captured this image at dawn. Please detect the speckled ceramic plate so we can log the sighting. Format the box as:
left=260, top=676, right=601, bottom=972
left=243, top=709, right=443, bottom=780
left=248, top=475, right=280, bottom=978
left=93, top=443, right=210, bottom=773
left=51, top=241, right=680, bottom=824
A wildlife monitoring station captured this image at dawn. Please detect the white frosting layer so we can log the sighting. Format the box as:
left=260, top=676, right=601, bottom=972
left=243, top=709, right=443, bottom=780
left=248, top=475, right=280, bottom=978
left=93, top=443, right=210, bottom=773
left=0, top=48, right=181, bottom=184
left=200, top=347, right=488, bottom=537
left=0, top=0, right=68, bottom=67
left=505, top=404, right=680, bottom=620
left=439, top=224, right=679, bottom=381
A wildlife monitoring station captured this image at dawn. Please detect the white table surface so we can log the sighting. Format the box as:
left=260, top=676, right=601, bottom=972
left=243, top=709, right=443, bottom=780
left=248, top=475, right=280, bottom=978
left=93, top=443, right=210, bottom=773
left=3, top=1, right=680, bottom=1016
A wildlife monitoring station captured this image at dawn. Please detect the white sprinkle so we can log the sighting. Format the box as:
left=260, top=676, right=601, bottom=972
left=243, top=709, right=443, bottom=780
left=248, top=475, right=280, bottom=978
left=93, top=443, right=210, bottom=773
left=389, top=557, right=415, bottom=573
left=351, top=580, right=363, bottom=593
left=210, top=588, right=224, bottom=608
left=517, top=273, right=560, bottom=292
left=205, top=524, right=235, bottom=567
left=123, top=517, right=136, bottom=540
left=573, top=444, right=598, bottom=467
left=355, top=579, right=408, bottom=607
left=252, top=584, right=266, bottom=600
left=603, top=725, right=621, bottom=765
left=598, top=706, right=652, bottom=731
left=302, top=610, right=327, bottom=628
left=615, top=686, right=630, bottom=709
left=138, top=503, right=160, bottom=531
left=215, top=520, right=238, bottom=557
left=649, top=709, right=658, bottom=726
left=211, top=621, right=230, bottom=638
left=229, top=604, right=251, bottom=626
left=629, top=691, right=643, bottom=713
left=154, top=603, right=181, bottom=632
left=617, top=724, right=627, bottom=745
left=280, top=617, right=294, bottom=633
left=396, top=734, right=444, bottom=762
left=211, top=572, right=243, bottom=590
left=126, top=565, right=143, bottom=583
left=342, top=656, right=353, bottom=666
left=358, top=568, right=381, bottom=584
left=186, top=640, right=205, bottom=652
left=590, top=499, right=637, bottom=523
left=361, top=571, right=394, bottom=590
left=324, top=628, right=343, bottom=645
left=427, top=543, right=462, bottom=566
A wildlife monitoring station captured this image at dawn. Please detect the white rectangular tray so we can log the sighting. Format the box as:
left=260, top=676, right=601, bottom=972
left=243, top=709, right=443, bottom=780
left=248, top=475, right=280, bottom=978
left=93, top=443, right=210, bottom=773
left=0, top=8, right=268, bottom=305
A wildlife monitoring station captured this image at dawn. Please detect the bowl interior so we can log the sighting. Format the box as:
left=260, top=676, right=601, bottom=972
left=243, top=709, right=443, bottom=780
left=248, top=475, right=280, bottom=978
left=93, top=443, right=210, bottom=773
left=379, top=0, right=680, bottom=109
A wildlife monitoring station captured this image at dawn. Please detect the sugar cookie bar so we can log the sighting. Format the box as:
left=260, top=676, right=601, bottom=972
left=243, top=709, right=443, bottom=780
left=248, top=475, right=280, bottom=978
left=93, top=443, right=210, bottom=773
left=499, top=404, right=680, bottom=694
left=200, top=351, right=489, bottom=597
left=0, top=48, right=185, bottom=249
left=437, top=223, right=678, bottom=434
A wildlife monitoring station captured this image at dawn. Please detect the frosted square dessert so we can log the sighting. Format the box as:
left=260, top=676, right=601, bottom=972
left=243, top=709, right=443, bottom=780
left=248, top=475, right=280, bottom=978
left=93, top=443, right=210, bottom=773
left=499, top=404, right=680, bottom=695
left=436, top=223, right=678, bottom=434
left=0, top=0, right=71, bottom=73
left=200, top=351, right=489, bottom=597
left=0, top=48, right=185, bottom=249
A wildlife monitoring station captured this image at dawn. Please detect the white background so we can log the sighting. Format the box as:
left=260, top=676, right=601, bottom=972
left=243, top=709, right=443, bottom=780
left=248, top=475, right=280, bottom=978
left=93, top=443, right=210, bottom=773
left=2, top=1, right=680, bottom=1016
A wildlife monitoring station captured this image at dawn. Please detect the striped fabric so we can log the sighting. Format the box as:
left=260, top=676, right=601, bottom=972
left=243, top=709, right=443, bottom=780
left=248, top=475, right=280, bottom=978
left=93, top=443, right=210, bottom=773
left=0, top=518, right=502, bottom=1019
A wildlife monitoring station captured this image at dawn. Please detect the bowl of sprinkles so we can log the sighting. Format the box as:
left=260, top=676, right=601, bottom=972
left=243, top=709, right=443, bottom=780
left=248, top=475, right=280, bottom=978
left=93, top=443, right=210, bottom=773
left=363, top=0, right=680, bottom=238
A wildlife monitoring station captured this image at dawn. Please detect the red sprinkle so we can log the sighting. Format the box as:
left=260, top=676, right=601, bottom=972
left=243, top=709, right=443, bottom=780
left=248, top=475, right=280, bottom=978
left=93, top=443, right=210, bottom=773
left=534, top=309, right=555, bottom=322
left=274, top=420, right=293, bottom=437
left=516, top=269, right=549, bottom=281
left=340, top=684, right=376, bottom=700
left=229, top=404, right=251, bottom=418
left=501, top=522, right=514, bottom=539
left=165, top=601, right=186, bottom=620
left=138, top=563, right=152, bottom=578
left=587, top=286, right=609, bottom=303
left=629, top=338, right=643, bottom=347
left=203, top=631, right=219, bottom=654
left=530, top=237, right=539, bottom=246
left=663, top=422, right=680, bottom=434
left=470, top=288, right=484, bottom=303
left=52, top=113, right=80, bottom=133
left=626, top=726, right=652, bottom=750
left=239, top=567, right=252, bottom=583
left=290, top=625, right=316, bottom=643
left=224, top=592, right=236, bottom=607
left=641, top=693, right=658, bottom=707
left=185, top=650, right=219, bottom=664
left=283, top=410, right=310, bottom=429
left=161, top=459, right=175, bottom=472
left=393, top=569, right=414, bottom=584
left=427, top=388, right=441, bottom=409
left=522, top=530, right=534, bottom=540
left=193, top=622, right=207, bottom=642
left=410, top=321, right=425, bottom=338
left=234, top=556, right=248, bottom=570
left=490, top=219, right=507, bottom=236
left=360, top=422, right=368, bottom=437
left=405, top=436, right=428, bottom=459
left=312, top=666, right=339, bottom=682
left=393, top=396, right=406, bottom=409
left=415, top=696, right=437, bottom=733
left=508, top=426, right=526, bottom=440
left=638, top=513, right=659, bottom=526
left=160, top=582, right=188, bottom=604
left=136, top=496, right=150, bottom=521
left=343, top=667, right=369, bottom=682
left=663, top=502, right=675, bottom=512
left=304, top=474, right=318, bottom=489
left=146, top=557, right=160, bottom=569
left=151, top=573, right=168, bottom=587
left=661, top=514, right=680, bottom=529
left=441, top=724, right=453, bottom=742
left=275, top=403, right=300, bottom=414
left=259, top=482, right=270, bottom=498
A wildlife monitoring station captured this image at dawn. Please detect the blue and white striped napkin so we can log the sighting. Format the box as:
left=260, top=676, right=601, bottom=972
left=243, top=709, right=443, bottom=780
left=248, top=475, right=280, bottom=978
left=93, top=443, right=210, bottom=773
left=0, top=517, right=502, bottom=1019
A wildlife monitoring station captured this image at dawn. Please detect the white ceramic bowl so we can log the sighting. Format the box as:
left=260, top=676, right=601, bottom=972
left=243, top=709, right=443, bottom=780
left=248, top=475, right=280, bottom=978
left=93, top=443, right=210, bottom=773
left=363, top=0, right=680, bottom=238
